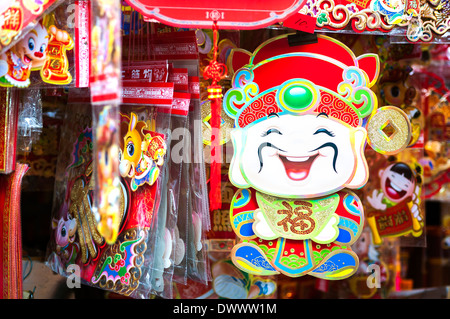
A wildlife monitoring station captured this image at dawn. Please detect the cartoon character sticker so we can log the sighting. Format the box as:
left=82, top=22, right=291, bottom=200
left=223, top=34, right=410, bottom=280
left=119, top=112, right=166, bottom=191
left=366, top=161, right=423, bottom=245
left=0, top=21, right=73, bottom=87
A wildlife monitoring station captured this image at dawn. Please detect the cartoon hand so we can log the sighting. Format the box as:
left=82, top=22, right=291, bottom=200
left=48, top=25, right=71, bottom=44
left=156, top=155, right=164, bottom=166
left=367, top=190, right=387, bottom=210
left=253, top=209, right=278, bottom=240
left=141, top=140, right=148, bottom=152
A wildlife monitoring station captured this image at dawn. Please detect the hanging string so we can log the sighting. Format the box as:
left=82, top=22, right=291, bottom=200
left=203, top=21, right=227, bottom=211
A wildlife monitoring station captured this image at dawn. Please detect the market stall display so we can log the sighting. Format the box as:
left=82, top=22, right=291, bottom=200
left=0, top=0, right=449, bottom=302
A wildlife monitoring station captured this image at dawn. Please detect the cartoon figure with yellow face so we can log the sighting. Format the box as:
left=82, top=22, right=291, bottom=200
left=0, top=21, right=72, bottom=87
left=0, top=22, right=48, bottom=87
left=119, top=113, right=166, bottom=192
left=224, top=34, right=382, bottom=279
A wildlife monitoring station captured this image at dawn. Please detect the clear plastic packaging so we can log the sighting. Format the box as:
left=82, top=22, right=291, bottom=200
left=17, top=89, right=43, bottom=154
left=45, top=90, right=168, bottom=298
left=92, top=104, right=121, bottom=244
left=118, top=103, right=172, bottom=299
left=410, top=61, right=450, bottom=201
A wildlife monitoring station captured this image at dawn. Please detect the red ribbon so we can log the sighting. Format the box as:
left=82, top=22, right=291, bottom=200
left=203, top=22, right=227, bottom=211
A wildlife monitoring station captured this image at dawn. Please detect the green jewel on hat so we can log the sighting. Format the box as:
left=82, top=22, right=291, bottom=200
left=276, top=79, right=319, bottom=113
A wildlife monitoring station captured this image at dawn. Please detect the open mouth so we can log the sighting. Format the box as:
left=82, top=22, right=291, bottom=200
left=279, top=153, right=319, bottom=181
left=385, top=177, right=407, bottom=200
left=23, top=54, right=32, bottom=64
left=127, top=164, right=134, bottom=177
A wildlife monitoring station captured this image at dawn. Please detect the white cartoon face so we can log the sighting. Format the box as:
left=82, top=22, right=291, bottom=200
left=230, top=113, right=369, bottom=198
left=14, top=23, right=48, bottom=67
left=379, top=163, right=415, bottom=203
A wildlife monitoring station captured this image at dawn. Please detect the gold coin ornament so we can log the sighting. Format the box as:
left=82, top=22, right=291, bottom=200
left=201, top=99, right=234, bottom=146
left=366, top=106, right=412, bottom=155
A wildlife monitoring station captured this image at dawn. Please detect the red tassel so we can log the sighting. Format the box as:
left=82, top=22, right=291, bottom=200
left=209, top=91, right=222, bottom=211
left=203, top=22, right=227, bottom=211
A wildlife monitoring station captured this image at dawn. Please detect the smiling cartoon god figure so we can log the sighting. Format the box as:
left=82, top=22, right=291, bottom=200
left=223, top=34, right=382, bottom=279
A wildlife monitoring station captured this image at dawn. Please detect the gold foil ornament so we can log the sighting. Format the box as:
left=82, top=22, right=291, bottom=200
left=366, top=106, right=411, bottom=155
left=69, top=163, right=104, bottom=264
left=201, top=100, right=234, bottom=146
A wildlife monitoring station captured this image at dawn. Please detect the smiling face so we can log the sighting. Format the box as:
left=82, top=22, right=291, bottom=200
left=119, top=129, right=143, bottom=178
left=380, top=163, right=415, bottom=203
left=13, top=23, right=48, bottom=67
left=119, top=113, right=147, bottom=178
left=230, top=113, right=368, bottom=198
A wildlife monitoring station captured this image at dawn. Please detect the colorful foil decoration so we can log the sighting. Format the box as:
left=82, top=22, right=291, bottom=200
left=298, top=0, right=450, bottom=43
left=223, top=33, right=411, bottom=279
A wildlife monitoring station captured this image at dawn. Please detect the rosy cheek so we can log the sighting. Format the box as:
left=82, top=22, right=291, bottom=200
left=265, top=147, right=278, bottom=157
left=406, top=184, right=415, bottom=195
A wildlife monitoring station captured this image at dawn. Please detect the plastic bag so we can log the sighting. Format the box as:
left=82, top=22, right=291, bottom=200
left=17, top=89, right=43, bottom=154
left=45, top=90, right=167, bottom=298
left=118, top=103, right=171, bottom=299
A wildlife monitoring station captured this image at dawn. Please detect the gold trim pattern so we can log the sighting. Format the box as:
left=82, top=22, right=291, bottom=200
left=300, top=0, right=395, bottom=32
left=91, top=227, right=147, bottom=296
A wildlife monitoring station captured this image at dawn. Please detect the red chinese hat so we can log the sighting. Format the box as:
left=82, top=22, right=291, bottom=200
left=224, top=34, right=380, bottom=128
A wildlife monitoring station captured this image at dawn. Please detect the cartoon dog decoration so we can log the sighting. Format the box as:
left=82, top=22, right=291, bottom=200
left=119, top=112, right=166, bottom=191
left=223, top=34, right=409, bottom=279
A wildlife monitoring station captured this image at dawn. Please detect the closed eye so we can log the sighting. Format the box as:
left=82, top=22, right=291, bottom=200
left=261, top=128, right=282, bottom=137
left=314, top=128, right=335, bottom=137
